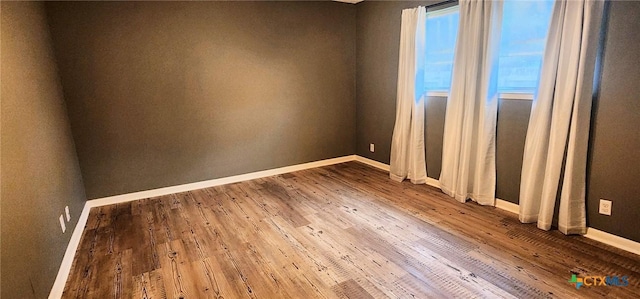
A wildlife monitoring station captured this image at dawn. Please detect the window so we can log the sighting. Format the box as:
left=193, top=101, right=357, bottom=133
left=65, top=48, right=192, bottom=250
left=497, top=0, right=554, bottom=93
left=423, top=6, right=459, bottom=93
left=420, top=1, right=554, bottom=97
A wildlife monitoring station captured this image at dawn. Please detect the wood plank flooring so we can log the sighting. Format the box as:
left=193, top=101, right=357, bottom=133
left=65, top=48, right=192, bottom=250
left=62, top=162, right=640, bottom=298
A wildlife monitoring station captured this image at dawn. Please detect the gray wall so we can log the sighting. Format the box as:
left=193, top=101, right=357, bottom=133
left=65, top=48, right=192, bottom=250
left=495, top=99, right=531, bottom=203
left=425, top=96, right=447, bottom=178
left=1, top=2, right=87, bottom=298
left=45, top=1, right=357, bottom=199
left=356, top=0, right=639, bottom=242
left=587, top=0, right=640, bottom=242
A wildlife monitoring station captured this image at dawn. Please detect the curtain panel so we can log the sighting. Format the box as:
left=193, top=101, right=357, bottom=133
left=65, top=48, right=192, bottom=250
left=519, top=0, right=605, bottom=234
left=439, top=0, right=503, bottom=206
left=390, top=7, right=428, bottom=184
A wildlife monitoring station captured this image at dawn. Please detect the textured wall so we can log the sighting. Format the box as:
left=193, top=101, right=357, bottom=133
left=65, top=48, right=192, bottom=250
left=495, top=99, right=531, bottom=203
left=1, top=2, right=87, bottom=298
left=587, top=1, right=640, bottom=242
left=46, top=1, right=357, bottom=199
left=425, top=96, right=446, bottom=178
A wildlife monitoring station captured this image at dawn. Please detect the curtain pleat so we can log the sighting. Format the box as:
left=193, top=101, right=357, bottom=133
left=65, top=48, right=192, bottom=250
left=519, top=0, right=604, bottom=234
left=439, top=0, right=502, bottom=206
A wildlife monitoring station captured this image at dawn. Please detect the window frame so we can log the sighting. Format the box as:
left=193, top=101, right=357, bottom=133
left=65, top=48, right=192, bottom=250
left=423, top=4, right=460, bottom=95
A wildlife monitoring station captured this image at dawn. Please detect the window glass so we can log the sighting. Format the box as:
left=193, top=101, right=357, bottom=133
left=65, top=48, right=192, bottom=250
left=424, top=7, right=459, bottom=92
left=498, top=0, right=554, bottom=93
left=421, top=1, right=554, bottom=95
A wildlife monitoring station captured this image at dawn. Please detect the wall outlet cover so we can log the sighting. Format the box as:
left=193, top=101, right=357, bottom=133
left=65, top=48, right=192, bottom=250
left=599, top=199, right=612, bottom=216
left=65, top=206, right=71, bottom=222
left=370, top=143, right=375, bottom=152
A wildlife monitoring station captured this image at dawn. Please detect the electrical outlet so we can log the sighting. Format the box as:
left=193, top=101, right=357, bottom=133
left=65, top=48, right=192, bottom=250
left=370, top=143, right=375, bottom=152
left=65, top=206, right=71, bottom=222
left=599, top=199, right=612, bottom=216
left=59, top=215, right=66, bottom=233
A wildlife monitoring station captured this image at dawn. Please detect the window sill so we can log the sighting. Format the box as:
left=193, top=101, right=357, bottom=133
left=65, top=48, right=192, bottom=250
left=426, top=91, right=449, bottom=97
left=425, top=91, right=534, bottom=101
left=499, top=93, right=534, bottom=101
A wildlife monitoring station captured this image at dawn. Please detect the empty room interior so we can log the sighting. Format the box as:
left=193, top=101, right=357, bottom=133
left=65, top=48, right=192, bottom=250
left=2, top=0, right=640, bottom=298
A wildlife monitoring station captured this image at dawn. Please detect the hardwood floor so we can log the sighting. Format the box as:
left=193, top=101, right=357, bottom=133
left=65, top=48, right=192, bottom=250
left=63, top=162, right=640, bottom=298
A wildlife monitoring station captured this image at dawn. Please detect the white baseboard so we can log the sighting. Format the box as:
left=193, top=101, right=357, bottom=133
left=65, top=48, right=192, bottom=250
left=492, top=199, right=639, bottom=256
left=495, top=198, right=519, bottom=214
left=353, top=156, right=442, bottom=189
left=425, top=177, right=440, bottom=188
left=585, top=227, right=640, bottom=256
left=354, top=155, right=390, bottom=171
left=88, top=155, right=357, bottom=208
left=49, top=203, right=91, bottom=299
